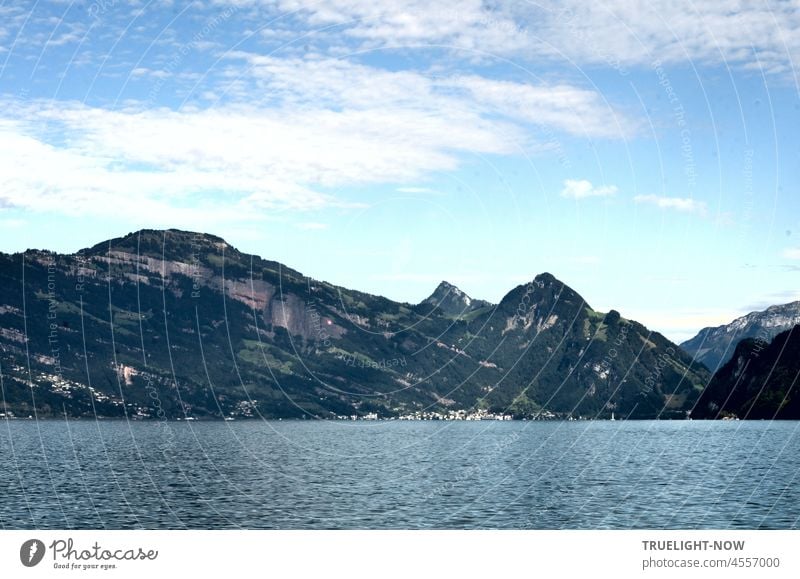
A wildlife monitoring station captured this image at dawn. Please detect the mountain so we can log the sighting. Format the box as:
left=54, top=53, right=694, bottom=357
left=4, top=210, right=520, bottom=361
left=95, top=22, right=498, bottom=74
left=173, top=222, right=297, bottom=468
left=0, top=229, right=709, bottom=420
left=419, top=281, right=492, bottom=318
left=680, top=301, right=800, bottom=373
left=692, top=325, right=800, bottom=419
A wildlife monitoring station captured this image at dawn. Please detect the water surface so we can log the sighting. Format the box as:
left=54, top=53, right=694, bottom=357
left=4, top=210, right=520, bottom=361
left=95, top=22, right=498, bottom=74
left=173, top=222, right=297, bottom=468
left=1, top=419, right=798, bottom=529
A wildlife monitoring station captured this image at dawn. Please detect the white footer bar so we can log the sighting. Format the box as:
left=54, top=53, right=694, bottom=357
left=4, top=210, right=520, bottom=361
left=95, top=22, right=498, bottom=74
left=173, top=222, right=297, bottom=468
left=1, top=530, right=797, bottom=578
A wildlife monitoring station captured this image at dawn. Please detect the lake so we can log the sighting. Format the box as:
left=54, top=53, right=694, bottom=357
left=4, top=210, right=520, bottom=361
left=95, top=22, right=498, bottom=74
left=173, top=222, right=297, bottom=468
left=1, top=419, right=798, bottom=529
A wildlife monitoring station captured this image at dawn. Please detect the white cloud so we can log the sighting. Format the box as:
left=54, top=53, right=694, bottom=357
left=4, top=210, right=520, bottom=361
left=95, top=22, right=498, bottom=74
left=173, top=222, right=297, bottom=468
left=534, top=0, right=800, bottom=74
left=276, top=0, right=530, bottom=54
left=441, top=74, right=638, bottom=138
left=0, top=53, right=636, bottom=220
left=276, top=0, right=799, bottom=75
left=0, top=116, right=354, bottom=218
left=560, top=179, right=618, bottom=199
left=0, top=100, right=494, bottom=219
left=225, top=53, right=634, bottom=139
left=131, top=67, right=172, bottom=79
left=783, top=247, right=800, bottom=260
left=634, top=194, right=707, bottom=214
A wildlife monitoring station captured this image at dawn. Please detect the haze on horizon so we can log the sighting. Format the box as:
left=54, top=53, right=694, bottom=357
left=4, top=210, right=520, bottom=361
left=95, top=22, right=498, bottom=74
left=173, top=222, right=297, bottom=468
left=0, top=1, right=798, bottom=342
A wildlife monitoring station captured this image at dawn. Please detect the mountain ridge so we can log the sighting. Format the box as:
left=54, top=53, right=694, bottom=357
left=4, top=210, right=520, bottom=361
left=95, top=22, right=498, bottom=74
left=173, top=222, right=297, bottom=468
left=0, top=229, right=709, bottom=420
left=692, top=325, right=800, bottom=419
left=680, top=301, right=800, bottom=372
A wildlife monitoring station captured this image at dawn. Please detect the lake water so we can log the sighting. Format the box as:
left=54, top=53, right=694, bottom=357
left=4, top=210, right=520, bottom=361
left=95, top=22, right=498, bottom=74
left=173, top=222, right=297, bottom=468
left=1, top=419, right=798, bottom=529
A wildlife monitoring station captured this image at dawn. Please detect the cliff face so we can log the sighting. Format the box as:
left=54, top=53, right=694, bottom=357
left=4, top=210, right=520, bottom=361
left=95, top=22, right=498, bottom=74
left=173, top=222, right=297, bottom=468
left=0, top=229, right=708, bottom=420
left=693, top=325, right=800, bottom=419
left=681, top=302, right=800, bottom=372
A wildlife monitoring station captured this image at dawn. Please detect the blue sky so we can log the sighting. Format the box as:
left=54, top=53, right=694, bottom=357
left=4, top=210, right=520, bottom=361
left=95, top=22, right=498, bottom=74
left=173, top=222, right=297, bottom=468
left=0, top=0, right=799, bottom=342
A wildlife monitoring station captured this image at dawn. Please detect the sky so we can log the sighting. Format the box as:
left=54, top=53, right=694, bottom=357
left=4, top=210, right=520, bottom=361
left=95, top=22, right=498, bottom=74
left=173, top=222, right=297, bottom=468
left=0, top=0, right=799, bottom=342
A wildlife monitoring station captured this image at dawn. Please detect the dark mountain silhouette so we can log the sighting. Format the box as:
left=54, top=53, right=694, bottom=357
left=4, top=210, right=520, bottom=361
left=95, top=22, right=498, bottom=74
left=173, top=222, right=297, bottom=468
left=693, top=325, right=800, bottom=419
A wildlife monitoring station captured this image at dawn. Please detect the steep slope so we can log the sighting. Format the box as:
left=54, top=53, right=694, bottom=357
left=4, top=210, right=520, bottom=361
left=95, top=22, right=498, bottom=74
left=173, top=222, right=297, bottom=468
left=681, top=302, right=800, bottom=372
left=0, top=229, right=709, bottom=420
left=444, top=273, right=708, bottom=418
left=692, top=325, right=800, bottom=419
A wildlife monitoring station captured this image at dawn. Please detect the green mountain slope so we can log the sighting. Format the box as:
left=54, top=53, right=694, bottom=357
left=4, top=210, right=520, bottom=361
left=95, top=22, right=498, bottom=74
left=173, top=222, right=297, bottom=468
left=0, top=229, right=708, bottom=420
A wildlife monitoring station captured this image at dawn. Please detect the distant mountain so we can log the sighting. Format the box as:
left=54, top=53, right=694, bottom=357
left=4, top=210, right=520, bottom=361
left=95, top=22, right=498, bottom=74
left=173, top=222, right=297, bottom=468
left=692, top=325, right=800, bottom=419
left=680, top=302, right=800, bottom=372
left=419, top=281, right=491, bottom=318
left=0, top=229, right=708, bottom=420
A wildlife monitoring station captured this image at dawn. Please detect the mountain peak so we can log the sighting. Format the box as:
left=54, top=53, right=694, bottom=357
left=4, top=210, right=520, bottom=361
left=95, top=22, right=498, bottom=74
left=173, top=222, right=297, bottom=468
left=421, top=281, right=490, bottom=317
left=499, top=272, right=590, bottom=313
left=80, top=228, right=236, bottom=259
left=432, top=280, right=461, bottom=295
left=534, top=272, right=557, bottom=284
